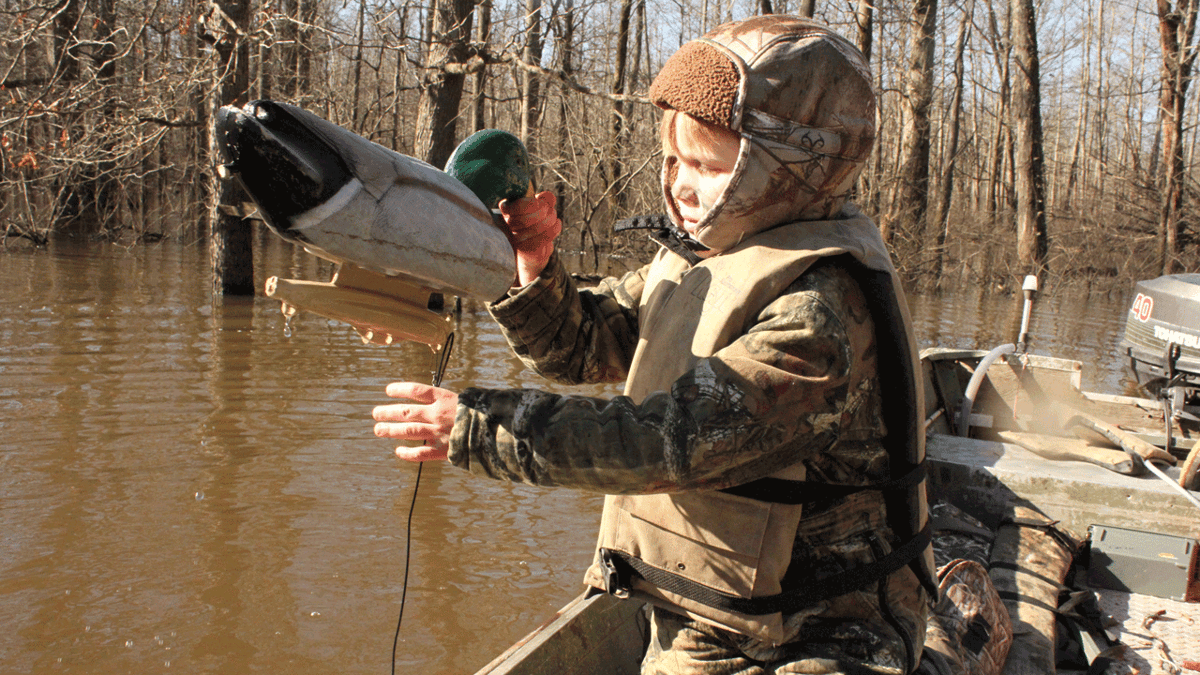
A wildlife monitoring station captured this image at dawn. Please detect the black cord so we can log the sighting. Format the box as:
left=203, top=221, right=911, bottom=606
left=391, top=461, right=422, bottom=675
left=390, top=332, right=454, bottom=675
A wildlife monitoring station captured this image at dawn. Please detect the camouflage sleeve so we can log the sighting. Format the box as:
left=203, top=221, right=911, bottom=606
left=487, top=251, right=645, bottom=385
left=449, top=263, right=880, bottom=494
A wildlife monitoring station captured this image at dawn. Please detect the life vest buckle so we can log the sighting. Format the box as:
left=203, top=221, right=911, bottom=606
left=599, top=548, right=632, bottom=599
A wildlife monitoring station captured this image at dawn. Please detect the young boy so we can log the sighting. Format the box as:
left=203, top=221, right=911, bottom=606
left=373, top=15, right=936, bottom=674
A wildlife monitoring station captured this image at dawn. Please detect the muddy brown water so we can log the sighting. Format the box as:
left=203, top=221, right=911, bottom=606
left=1, top=237, right=1138, bottom=674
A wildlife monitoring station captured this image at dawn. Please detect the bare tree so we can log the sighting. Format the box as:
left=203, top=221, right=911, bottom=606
left=982, top=0, right=1014, bottom=219
left=204, top=0, right=255, bottom=295
left=296, top=0, right=317, bottom=96
left=551, top=0, right=576, bottom=219
left=471, top=0, right=493, bottom=133
left=1010, top=0, right=1048, bottom=273
left=351, top=0, right=367, bottom=130
left=413, top=0, right=475, bottom=168
left=52, top=0, right=81, bottom=83
left=519, top=0, right=545, bottom=158
left=1062, top=0, right=1097, bottom=213
left=89, top=0, right=119, bottom=227
left=607, top=0, right=635, bottom=210
left=889, top=0, right=938, bottom=256
left=2, top=0, right=1197, bottom=285
left=855, top=0, right=874, bottom=62
left=934, top=0, right=974, bottom=283
left=1156, top=0, right=1199, bottom=274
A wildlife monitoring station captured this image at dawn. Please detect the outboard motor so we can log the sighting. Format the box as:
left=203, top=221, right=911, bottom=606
left=1121, top=274, right=1200, bottom=410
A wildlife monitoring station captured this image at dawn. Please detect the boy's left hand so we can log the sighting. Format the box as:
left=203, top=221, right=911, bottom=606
left=373, top=382, right=458, bottom=462
left=499, top=191, right=562, bottom=286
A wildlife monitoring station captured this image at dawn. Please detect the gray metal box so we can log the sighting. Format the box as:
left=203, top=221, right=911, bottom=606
left=1087, top=525, right=1199, bottom=602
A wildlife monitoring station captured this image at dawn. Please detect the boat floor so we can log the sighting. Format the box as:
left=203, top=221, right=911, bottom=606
left=923, top=349, right=1199, bottom=455
left=927, top=434, right=1198, bottom=675
left=1084, top=590, right=1199, bottom=675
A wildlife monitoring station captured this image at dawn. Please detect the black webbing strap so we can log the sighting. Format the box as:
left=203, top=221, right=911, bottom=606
left=614, top=214, right=709, bottom=265
left=998, top=515, right=1077, bottom=554
left=598, top=522, right=933, bottom=616
left=613, top=214, right=673, bottom=233
left=717, top=462, right=927, bottom=505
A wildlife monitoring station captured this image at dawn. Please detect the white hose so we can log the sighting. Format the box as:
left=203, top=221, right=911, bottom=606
left=958, top=343, right=1017, bottom=437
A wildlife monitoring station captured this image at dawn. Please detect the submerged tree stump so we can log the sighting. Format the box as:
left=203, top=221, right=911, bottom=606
left=211, top=180, right=255, bottom=296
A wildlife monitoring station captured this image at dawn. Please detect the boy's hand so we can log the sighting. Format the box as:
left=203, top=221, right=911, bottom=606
left=373, top=382, right=458, bottom=462
left=499, top=190, right=562, bottom=286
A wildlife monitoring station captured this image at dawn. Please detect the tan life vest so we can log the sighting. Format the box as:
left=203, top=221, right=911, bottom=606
left=583, top=206, right=935, bottom=645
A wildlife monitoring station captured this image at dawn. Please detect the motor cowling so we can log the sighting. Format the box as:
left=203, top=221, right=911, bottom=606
left=1121, top=274, right=1200, bottom=405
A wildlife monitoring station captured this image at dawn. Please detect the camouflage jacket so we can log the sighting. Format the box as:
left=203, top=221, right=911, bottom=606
left=447, top=210, right=928, bottom=669
left=449, top=253, right=886, bottom=496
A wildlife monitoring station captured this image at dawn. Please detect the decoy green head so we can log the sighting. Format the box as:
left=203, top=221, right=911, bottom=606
left=445, top=129, right=534, bottom=211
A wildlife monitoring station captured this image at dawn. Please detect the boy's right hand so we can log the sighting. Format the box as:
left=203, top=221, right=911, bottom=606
left=499, top=190, right=562, bottom=287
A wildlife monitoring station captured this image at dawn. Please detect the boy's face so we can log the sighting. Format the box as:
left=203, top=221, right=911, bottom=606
left=667, top=122, right=739, bottom=239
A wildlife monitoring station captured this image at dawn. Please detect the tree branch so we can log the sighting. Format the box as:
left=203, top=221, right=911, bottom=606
left=437, top=50, right=649, bottom=105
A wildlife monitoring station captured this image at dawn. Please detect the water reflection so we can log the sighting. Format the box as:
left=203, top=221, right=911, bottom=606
left=0, top=236, right=1136, bottom=674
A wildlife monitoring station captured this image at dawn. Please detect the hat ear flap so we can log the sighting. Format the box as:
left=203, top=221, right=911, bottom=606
left=648, top=41, right=742, bottom=130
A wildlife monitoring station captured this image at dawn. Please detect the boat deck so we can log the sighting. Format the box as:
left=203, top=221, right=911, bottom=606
left=928, top=434, right=1199, bottom=675
left=1091, top=590, right=1198, bottom=675
left=925, top=348, right=1198, bottom=675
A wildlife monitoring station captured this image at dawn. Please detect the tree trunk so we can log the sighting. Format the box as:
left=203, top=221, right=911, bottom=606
left=519, top=0, right=544, bottom=157
left=297, top=0, right=316, bottom=95
left=894, top=0, right=938, bottom=256
left=90, top=0, right=119, bottom=232
left=471, top=0, right=493, bottom=134
left=188, top=0, right=210, bottom=240
left=1093, top=0, right=1109, bottom=205
left=608, top=0, right=634, bottom=211
left=632, top=0, right=646, bottom=95
left=934, top=0, right=973, bottom=283
left=1063, top=0, right=1094, bottom=213
left=855, top=0, right=873, bottom=62
left=52, top=0, right=81, bottom=82
left=1010, top=0, right=1048, bottom=273
left=413, top=0, right=474, bottom=168
left=352, top=0, right=367, bottom=130
left=853, top=0, right=876, bottom=214
left=50, top=0, right=83, bottom=230
left=798, top=0, right=816, bottom=17
left=984, top=0, right=1013, bottom=220
left=1156, top=0, right=1198, bottom=274
left=389, top=3, right=410, bottom=151
left=210, top=0, right=255, bottom=296
left=553, top=0, right=576, bottom=222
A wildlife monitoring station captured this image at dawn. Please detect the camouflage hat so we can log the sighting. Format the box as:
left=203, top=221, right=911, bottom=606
left=650, top=16, right=876, bottom=252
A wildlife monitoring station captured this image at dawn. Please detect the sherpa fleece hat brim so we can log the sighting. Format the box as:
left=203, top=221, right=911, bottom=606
left=648, top=41, right=741, bottom=130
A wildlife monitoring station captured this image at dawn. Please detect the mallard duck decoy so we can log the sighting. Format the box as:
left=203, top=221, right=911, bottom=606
left=215, top=101, right=529, bottom=347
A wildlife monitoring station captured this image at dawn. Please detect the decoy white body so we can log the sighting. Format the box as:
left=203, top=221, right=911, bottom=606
left=217, top=100, right=515, bottom=302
